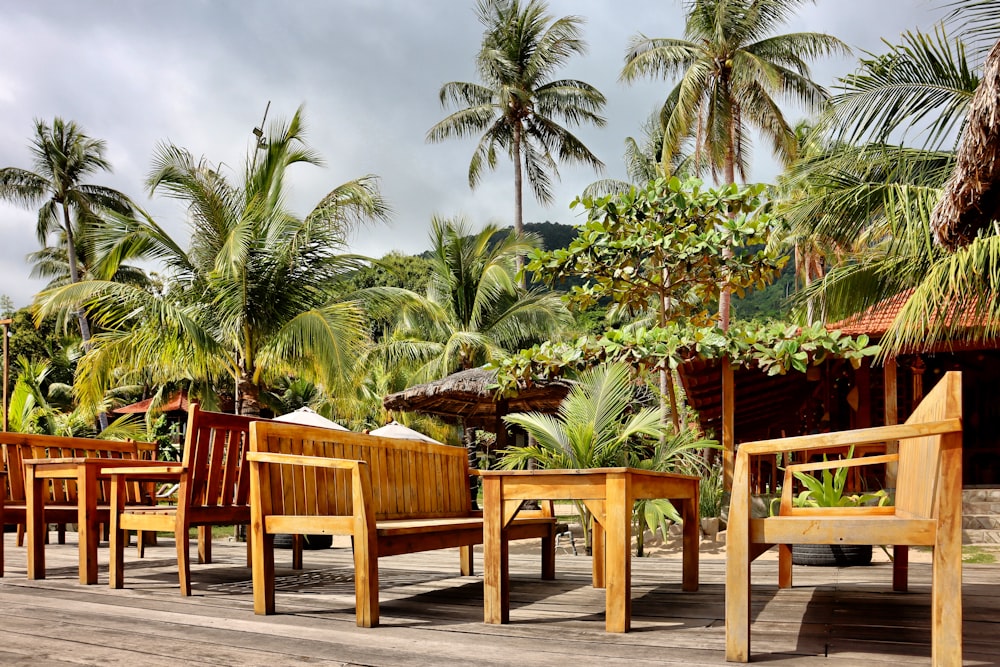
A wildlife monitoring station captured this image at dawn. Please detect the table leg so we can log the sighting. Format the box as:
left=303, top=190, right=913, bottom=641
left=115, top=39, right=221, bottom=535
left=604, top=472, right=631, bottom=633
left=591, top=519, right=605, bottom=588
left=482, top=476, right=508, bottom=624
left=25, top=465, right=45, bottom=580
left=78, top=464, right=99, bottom=584
left=681, top=492, right=699, bottom=592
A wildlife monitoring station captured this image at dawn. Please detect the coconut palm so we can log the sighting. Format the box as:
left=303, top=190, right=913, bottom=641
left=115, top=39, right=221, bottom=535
left=0, top=118, right=133, bottom=346
left=34, top=106, right=391, bottom=416
left=427, top=0, right=606, bottom=278
left=1, top=119, right=135, bottom=428
left=621, top=0, right=846, bottom=329
left=369, top=216, right=571, bottom=383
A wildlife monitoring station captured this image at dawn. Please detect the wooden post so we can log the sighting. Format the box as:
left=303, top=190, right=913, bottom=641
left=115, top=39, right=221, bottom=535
left=722, top=358, right=735, bottom=491
left=884, top=357, right=899, bottom=486
left=1, top=318, right=10, bottom=433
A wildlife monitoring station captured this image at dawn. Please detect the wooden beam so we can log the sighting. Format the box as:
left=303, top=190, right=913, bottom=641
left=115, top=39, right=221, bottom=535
left=722, top=358, right=735, bottom=491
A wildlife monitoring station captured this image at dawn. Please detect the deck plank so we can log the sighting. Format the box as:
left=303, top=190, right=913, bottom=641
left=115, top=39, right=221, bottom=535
left=1, top=532, right=998, bottom=665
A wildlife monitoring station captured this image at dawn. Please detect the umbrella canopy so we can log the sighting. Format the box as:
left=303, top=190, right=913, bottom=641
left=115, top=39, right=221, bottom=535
left=382, top=367, right=572, bottom=428
left=273, top=406, right=349, bottom=431
left=369, top=421, right=442, bottom=444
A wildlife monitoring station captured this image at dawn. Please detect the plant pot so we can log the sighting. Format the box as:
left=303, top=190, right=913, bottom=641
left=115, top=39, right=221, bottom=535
left=700, top=517, right=720, bottom=540
left=273, top=533, right=334, bottom=550
left=792, top=543, right=872, bottom=566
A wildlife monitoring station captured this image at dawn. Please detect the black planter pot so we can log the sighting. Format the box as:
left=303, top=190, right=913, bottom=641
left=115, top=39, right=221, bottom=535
left=792, top=543, right=872, bottom=566
left=273, top=534, right=334, bottom=550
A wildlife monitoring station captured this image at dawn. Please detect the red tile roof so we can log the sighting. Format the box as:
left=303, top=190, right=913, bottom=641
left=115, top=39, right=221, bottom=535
left=114, top=390, right=190, bottom=414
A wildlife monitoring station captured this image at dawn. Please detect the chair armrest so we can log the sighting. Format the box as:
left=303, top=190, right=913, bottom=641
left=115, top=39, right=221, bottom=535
left=102, top=465, right=186, bottom=480
left=246, top=452, right=363, bottom=470
left=738, top=419, right=961, bottom=457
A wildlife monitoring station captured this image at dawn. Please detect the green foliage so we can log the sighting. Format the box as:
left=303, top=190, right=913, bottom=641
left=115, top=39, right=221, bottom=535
left=490, top=320, right=881, bottom=395
left=776, top=447, right=891, bottom=512
left=699, top=463, right=726, bottom=519
left=527, top=178, right=786, bottom=324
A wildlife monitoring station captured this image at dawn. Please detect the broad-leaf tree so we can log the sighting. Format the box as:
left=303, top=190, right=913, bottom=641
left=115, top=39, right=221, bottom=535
left=527, top=177, right=784, bottom=428
left=427, top=0, right=607, bottom=278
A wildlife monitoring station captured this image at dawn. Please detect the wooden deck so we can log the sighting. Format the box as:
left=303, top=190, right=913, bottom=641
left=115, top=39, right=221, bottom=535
left=1, top=532, right=998, bottom=666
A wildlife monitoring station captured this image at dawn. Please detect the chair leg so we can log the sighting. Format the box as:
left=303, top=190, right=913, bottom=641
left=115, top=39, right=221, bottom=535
left=197, top=525, right=211, bottom=564
left=932, top=541, right=963, bottom=665
left=176, top=525, right=192, bottom=596
left=136, top=531, right=146, bottom=559
left=541, top=527, right=555, bottom=580
left=892, top=545, right=908, bottom=592
left=16, top=524, right=25, bottom=547
left=778, top=544, right=793, bottom=588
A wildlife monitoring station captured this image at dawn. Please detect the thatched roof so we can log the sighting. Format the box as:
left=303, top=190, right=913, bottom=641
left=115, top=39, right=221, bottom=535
left=931, top=38, right=1000, bottom=250
left=382, top=367, right=573, bottom=428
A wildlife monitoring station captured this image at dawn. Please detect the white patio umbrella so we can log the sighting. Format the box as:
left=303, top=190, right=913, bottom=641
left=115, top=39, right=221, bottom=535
left=273, top=406, right=349, bottom=431
left=369, top=420, right=442, bottom=444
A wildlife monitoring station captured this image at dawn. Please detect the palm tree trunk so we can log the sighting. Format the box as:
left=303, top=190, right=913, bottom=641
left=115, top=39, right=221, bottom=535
left=62, top=204, right=108, bottom=431
left=718, top=138, right=737, bottom=332
left=237, top=371, right=261, bottom=417
left=512, top=122, right=526, bottom=287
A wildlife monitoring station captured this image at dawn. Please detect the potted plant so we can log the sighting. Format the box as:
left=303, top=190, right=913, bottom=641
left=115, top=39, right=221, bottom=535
left=772, top=446, right=889, bottom=566
left=698, top=463, right=725, bottom=540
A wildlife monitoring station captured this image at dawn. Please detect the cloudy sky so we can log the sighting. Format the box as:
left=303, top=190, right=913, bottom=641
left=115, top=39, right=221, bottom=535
left=0, top=0, right=942, bottom=308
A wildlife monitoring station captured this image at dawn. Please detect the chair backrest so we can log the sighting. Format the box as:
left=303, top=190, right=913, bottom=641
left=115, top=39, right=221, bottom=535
left=895, top=371, right=963, bottom=519
left=250, top=421, right=471, bottom=520
left=0, top=432, right=145, bottom=504
left=179, top=403, right=266, bottom=509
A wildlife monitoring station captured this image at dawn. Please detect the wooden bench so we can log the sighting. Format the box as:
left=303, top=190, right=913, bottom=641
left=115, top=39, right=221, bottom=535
left=0, top=432, right=156, bottom=583
left=726, top=371, right=963, bottom=665
left=108, top=404, right=266, bottom=595
left=247, top=421, right=558, bottom=627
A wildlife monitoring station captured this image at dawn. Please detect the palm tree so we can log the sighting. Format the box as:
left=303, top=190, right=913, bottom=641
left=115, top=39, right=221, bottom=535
left=621, top=0, right=847, bottom=328
left=427, top=0, right=607, bottom=279
left=499, top=362, right=710, bottom=554
left=35, top=107, right=391, bottom=416
left=369, top=216, right=571, bottom=383
left=0, top=118, right=134, bottom=427
left=0, top=118, right=133, bottom=346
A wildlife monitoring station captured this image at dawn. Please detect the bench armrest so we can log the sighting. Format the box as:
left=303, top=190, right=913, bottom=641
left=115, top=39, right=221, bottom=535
left=246, top=452, right=363, bottom=470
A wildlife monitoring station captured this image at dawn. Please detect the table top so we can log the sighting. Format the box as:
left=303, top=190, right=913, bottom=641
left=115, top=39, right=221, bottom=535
left=475, top=467, right=699, bottom=481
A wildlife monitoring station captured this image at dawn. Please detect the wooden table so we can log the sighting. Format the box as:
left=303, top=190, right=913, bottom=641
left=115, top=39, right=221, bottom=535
left=480, top=467, right=699, bottom=632
left=24, top=458, right=161, bottom=584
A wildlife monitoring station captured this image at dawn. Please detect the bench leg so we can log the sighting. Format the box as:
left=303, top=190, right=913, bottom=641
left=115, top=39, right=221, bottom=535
left=292, top=534, right=304, bottom=570
left=109, top=482, right=126, bottom=590
left=251, top=527, right=275, bottom=615
left=459, top=545, right=474, bottom=576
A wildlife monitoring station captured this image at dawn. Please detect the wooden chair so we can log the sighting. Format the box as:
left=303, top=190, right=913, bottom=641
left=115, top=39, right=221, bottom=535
left=108, top=404, right=265, bottom=595
left=726, top=370, right=963, bottom=665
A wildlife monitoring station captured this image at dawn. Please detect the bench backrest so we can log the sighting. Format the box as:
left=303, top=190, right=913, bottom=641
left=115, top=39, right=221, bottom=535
left=179, top=403, right=266, bottom=509
left=0, top=432, right=149, bottom=505
left=250, top=421, right=471, bottom=520
left=895, top=370, right=963, bottom=519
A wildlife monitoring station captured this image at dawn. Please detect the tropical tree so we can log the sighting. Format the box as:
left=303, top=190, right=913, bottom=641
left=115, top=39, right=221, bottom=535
left=499, top=362, right=711, bottom=554
left=34, top=107, right=391, bottom=416
left=427, top=0, right=607, bottom=278
left=369, top=216, right=571, bottom=383
left=0, top=118, right=135, bottom=427
left=620, top=0, right=847, bottom=329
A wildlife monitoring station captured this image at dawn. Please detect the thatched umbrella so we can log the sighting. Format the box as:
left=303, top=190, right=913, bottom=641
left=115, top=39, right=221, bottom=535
left=931, top=38, right=1000, bottom=250
left=382, top=367, right=572, bottom=433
